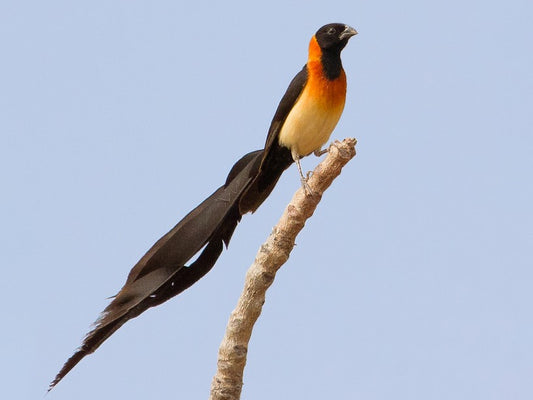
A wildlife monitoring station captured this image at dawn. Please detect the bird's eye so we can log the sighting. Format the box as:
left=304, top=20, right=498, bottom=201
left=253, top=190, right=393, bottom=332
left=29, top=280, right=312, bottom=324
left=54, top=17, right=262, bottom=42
left=328, top=27, right=336, bottom=35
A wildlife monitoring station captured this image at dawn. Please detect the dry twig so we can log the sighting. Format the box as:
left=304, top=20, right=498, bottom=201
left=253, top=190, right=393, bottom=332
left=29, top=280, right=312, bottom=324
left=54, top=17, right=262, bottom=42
left=209, top=138, right=357, bottom=400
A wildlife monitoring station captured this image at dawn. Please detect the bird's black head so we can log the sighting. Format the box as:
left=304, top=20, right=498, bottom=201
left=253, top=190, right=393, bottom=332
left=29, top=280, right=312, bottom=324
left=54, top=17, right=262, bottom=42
left=315, top=23, right=357, bottom=52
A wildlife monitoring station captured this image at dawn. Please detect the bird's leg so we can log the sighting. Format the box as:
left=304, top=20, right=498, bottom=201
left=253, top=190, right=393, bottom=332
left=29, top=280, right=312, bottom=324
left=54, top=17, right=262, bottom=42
left=292, top=148, right=313, bottom=194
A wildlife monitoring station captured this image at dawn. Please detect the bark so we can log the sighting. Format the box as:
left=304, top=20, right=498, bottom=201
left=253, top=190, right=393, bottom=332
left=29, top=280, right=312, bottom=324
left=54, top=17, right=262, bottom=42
left=209, top=138, right=357, bottom=400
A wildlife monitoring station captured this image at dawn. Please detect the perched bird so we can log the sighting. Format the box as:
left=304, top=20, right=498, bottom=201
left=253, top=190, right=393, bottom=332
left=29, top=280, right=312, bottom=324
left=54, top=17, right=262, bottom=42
left=50, top=22, right=357, bottom=390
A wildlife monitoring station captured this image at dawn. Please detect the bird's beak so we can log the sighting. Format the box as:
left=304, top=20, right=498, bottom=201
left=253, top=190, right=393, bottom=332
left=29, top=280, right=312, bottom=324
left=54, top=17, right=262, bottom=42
left=340, top=25, right=358, bottom=40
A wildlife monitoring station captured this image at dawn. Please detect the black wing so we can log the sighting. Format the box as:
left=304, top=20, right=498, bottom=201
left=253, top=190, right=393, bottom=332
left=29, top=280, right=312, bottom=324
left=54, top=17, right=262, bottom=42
left=236, top=66, right=308, bottom=214
left=262, top=65, right=308, bottom=158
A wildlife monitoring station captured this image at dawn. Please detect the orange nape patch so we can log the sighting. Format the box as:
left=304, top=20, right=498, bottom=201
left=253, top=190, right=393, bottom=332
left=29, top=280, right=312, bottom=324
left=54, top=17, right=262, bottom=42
left=278, top=36, right=347, bottom=157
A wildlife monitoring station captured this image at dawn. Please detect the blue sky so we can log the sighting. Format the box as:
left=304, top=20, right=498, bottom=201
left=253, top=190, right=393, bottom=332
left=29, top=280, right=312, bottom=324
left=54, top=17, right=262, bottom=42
left=2, top=1, right=532, bottom=399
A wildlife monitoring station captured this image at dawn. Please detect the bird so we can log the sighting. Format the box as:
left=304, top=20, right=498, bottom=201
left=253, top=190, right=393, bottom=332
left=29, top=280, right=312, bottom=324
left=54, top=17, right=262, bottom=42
left=49, top=22, right=357, bottom=391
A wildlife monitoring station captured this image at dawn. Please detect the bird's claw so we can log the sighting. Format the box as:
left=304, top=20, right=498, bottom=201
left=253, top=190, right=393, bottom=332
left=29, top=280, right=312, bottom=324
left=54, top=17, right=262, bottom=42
left=300, top=176, right=314, bottom=196
left=313, top=147, right=328, bottom=157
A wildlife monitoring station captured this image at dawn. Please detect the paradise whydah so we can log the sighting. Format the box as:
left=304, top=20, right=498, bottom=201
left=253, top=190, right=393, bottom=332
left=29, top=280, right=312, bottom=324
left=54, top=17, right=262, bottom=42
left=50, top=23, right=357, bottom=390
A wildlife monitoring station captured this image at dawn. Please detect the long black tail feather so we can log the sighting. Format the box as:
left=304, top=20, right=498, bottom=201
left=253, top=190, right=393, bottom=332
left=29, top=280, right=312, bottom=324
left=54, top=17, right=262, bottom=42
left=49, top=150, right=268, bottom=391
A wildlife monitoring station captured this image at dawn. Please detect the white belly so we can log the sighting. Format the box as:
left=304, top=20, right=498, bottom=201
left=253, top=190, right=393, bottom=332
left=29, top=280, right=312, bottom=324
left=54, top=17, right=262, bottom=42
left=278, top=88, right=345, bottom=157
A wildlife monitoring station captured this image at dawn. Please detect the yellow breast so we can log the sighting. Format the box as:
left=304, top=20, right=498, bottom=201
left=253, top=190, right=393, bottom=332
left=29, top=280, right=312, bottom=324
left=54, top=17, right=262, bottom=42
left=278, top=61, right=347, bottom=157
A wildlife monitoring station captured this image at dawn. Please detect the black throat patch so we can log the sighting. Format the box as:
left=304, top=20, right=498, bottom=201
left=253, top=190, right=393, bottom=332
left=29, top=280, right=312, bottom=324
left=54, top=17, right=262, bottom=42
left=320, top=49, right=343, bottom=80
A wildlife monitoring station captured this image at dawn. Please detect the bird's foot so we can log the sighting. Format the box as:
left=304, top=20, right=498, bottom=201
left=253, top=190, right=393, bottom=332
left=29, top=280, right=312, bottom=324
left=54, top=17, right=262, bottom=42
left=313, top=147, right=328, bottom=157
left=300, top=176, right=314, bottom=196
